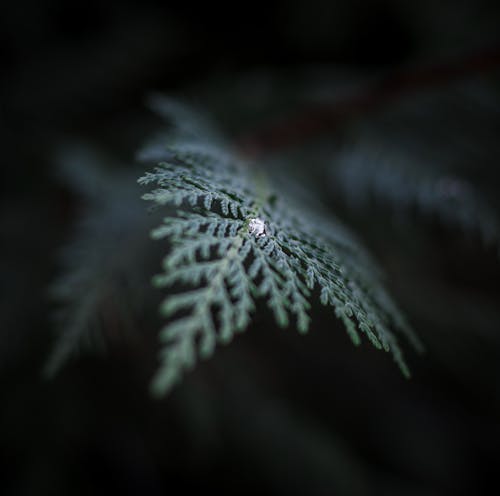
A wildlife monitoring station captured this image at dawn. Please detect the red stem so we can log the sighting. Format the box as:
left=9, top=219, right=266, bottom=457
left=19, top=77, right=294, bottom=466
left=237, top=48, right=500, bottom=156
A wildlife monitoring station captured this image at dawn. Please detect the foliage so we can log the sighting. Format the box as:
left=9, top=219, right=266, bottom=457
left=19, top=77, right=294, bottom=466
left=137, top=99, right=422, bottom=395
left=46, top=146, right=158, bottom=376
left=328, top=80, right=500, bottom=248
left=48, top=85, right=500, bottom=399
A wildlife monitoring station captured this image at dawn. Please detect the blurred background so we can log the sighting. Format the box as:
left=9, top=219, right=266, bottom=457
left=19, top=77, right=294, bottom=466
left=1, top=1, right=500, bottom=494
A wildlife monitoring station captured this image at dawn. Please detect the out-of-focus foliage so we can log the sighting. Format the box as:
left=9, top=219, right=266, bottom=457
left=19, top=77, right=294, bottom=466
left=328, top=77, right=500, bottom=249
left=44, top=147, right=161, bottom=376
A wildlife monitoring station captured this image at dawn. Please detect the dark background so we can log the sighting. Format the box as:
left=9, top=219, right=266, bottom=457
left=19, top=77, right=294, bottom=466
left=1, top=1, right=500, bottom=495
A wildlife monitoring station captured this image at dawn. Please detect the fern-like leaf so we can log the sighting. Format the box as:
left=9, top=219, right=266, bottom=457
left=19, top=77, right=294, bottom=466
left=329, top=80, right=500, bottom=248
left=139, top=105, right=422, bottom=396
left=46, top=146, right=157, bottom=376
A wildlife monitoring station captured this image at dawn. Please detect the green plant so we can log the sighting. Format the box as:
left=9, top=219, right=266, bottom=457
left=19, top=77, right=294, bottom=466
left=48, top=80, right=500, bottom=397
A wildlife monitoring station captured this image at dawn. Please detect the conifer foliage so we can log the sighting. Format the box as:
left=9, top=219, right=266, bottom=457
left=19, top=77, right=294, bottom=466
left=138, top=100, right=422, bottom=395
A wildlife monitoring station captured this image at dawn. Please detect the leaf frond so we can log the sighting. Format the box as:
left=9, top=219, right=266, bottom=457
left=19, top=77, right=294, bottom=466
left=140, top=105, right=422, bottom=396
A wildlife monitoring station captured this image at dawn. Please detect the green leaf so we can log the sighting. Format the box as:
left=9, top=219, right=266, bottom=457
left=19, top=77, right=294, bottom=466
left=139, top=103, right=423, bottom=396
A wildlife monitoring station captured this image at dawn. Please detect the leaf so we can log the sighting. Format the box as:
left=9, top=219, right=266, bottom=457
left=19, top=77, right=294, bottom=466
left=329, top=81, right=500, bottom=248
left=139, top=103, right=422, bottom=396
left=45, top=146, right=157, bottom=377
